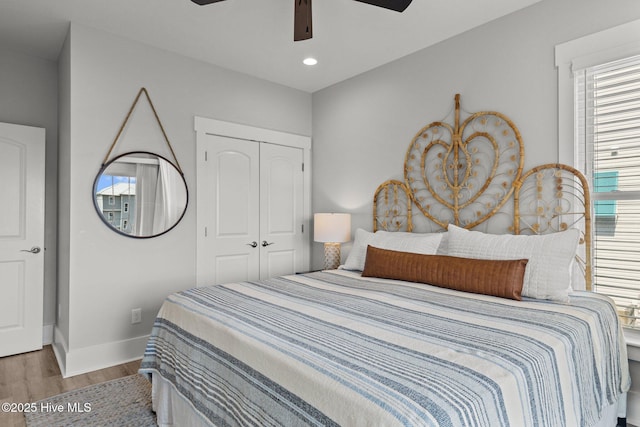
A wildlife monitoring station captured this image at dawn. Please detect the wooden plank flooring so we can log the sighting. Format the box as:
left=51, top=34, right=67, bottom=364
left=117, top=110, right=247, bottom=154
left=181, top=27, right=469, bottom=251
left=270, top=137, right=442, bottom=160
left=0, top=346, right=140, bottom=427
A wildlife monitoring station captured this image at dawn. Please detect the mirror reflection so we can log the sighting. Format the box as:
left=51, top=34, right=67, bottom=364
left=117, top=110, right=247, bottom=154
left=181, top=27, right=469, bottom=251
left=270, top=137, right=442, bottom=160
left=93, top=152, right=188, bottom=238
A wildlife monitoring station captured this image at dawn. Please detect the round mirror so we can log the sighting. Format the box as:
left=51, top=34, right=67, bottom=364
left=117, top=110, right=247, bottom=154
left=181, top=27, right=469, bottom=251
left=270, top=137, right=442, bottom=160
left=93, top=151, right=188, bottom=238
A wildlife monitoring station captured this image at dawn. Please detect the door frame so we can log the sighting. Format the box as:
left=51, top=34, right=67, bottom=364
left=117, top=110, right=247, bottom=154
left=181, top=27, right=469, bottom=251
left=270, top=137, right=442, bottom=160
left=195, top=117, right=311, bottom=284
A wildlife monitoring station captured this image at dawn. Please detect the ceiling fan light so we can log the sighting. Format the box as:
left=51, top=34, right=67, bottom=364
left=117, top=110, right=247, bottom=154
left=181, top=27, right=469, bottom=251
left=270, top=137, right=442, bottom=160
left=303, top=57, right=318, bottom=66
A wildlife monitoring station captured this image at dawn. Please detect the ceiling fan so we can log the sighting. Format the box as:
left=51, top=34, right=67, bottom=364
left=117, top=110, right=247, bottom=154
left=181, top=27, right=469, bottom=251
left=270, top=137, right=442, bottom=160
left=190, top=0, right=413, bottom=41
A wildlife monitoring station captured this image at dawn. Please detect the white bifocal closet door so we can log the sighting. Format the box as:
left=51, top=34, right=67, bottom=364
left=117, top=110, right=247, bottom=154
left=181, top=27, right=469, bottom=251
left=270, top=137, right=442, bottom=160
left=202, top=135, right=260, bottom=285
left=198, top=134, right=304, bottom=286
left=260, top=143, right=303, bottom=279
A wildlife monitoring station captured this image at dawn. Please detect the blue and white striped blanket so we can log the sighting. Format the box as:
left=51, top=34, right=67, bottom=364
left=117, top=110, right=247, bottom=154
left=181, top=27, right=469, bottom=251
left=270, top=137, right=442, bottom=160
left=140, top=270, right=630, bottom=427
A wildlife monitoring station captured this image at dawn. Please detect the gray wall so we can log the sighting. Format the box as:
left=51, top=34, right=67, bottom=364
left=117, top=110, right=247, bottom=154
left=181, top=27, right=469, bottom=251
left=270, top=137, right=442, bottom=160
left=0, top=47, right=58, bottom=332
left=57, top=32, right=71, bottom=347
left=311, top=0, right=640, bottom=268
left=56, top=23, right=311, bottom=370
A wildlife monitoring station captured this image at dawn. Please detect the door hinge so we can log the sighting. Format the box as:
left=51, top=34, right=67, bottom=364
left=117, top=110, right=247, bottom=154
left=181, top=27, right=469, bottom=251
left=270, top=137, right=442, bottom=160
left=302, top=224, right=304, bottom=233
left=204, top=151, right=208, bottom=161
left=204, top=226, right=208, bottom=237
left=302, top=163, right=304, bottom=172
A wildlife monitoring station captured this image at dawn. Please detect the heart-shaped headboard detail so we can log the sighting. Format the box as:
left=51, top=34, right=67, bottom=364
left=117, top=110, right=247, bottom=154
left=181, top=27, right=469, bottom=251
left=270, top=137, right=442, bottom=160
left=404, top=95, right=524, bottom=229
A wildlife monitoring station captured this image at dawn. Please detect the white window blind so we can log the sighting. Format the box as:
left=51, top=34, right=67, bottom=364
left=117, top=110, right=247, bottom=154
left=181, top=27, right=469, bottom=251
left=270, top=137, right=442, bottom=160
left=575, top=54, right=640, bottom=329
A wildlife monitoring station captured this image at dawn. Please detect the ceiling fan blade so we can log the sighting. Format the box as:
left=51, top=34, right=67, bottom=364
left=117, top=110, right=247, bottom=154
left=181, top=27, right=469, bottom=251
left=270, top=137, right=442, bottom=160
left=294, top=0, right=312, bottom=41
left=353, top=0, right=412, bottom=13
left=190, top=0, right=226, bottom=5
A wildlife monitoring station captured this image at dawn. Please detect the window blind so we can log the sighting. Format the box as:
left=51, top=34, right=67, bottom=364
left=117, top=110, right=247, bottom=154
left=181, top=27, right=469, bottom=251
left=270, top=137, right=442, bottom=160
left=575, top=54, right=640, bottom=329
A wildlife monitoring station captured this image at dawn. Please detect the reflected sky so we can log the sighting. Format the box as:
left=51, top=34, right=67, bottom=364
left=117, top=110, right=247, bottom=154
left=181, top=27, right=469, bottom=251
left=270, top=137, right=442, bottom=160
left=97, top=175, right=136, bottom=192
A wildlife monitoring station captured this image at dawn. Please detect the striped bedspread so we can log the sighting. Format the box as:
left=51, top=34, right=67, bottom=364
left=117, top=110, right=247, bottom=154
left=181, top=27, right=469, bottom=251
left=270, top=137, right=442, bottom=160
left=140, top=270, right=630, bottom=427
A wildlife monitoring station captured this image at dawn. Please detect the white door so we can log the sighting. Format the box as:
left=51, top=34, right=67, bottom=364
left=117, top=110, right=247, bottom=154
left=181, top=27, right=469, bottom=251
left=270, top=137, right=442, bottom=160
left=0, top=122, right=45, bottom=357
left=260, top=143, right=304, bottom=278
left=197, top=135, right=304, bottom=285
left=199, top=135, right=261, bottom=285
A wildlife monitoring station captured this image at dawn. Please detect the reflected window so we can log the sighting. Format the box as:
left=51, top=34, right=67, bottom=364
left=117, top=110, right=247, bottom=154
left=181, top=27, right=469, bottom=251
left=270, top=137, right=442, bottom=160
left=93, top=152, right=188, bottom=238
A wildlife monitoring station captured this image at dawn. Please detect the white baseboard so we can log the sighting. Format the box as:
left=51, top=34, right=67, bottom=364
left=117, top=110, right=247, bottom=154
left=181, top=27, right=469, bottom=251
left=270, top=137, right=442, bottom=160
left=51, top=326, right=68, bottom=376
left=52, top=329, right=148, bottom=378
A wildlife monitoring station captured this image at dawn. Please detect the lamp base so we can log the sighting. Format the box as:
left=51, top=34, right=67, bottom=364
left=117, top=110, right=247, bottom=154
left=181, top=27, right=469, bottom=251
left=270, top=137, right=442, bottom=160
left=323, top=242, right=341, bottom=270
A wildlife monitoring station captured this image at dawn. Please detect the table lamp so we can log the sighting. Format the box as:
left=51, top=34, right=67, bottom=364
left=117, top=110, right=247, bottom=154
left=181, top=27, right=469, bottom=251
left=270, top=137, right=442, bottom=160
left=314, top=213, right=351, bottom=270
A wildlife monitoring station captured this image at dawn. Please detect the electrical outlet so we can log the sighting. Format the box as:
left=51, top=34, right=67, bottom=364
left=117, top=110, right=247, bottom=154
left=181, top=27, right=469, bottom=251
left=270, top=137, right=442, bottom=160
left=131, top=308, right=142, bottom=324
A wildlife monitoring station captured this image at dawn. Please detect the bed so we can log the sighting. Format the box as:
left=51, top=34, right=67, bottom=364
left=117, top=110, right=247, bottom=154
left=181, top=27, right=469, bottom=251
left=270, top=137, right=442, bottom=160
left=140, top=95, right=631, bottom=426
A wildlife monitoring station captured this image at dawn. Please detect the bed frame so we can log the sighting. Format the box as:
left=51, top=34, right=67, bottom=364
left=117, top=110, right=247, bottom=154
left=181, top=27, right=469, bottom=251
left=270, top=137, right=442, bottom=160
left=373, top=94, right=592, bottom=289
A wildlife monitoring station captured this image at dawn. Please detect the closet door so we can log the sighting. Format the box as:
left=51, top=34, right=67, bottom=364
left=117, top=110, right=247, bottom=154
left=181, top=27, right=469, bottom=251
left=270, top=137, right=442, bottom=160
left=199, top=134, right=260, bottom=285
left=260, top=143, right=304, bottom=278
left=197, top=135, right=305, bottom=286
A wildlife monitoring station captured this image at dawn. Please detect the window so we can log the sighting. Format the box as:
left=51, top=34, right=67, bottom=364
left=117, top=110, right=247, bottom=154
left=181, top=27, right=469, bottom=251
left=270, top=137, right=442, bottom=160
left=574, top=54, right=640, bottom=328
left=594, top=171, right=618, bottom=217
left=593, top=171, right=618, bottom=236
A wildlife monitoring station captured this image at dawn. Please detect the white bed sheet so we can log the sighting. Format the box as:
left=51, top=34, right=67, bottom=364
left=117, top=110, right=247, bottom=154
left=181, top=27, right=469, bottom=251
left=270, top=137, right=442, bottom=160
left=150, top=374, right=627, bottom=427
left=141, top=270, right=630, bottom=426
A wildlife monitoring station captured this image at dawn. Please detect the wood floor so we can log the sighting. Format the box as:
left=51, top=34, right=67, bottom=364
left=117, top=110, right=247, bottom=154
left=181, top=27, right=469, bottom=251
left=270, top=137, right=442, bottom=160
left=0, top=346, right=140, bottom=427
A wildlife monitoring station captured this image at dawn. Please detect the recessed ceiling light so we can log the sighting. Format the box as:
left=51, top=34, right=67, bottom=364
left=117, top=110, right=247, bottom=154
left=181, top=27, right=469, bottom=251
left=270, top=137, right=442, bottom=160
left=303, top=57, right=318, bottom=66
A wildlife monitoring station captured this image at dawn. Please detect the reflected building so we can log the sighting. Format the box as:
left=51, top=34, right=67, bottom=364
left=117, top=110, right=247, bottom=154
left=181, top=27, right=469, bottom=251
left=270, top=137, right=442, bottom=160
left=95, top=183, right=136, bottom=233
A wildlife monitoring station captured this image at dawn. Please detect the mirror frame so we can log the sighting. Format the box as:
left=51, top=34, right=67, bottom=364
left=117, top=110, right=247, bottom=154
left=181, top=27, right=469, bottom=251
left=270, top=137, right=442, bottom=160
left=92, top=151, right=189, bottom=239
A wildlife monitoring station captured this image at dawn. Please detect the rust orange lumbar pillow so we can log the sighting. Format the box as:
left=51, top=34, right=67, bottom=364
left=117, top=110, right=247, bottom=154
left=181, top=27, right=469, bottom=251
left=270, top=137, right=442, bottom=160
left=362, top=245, right=528, bottom=300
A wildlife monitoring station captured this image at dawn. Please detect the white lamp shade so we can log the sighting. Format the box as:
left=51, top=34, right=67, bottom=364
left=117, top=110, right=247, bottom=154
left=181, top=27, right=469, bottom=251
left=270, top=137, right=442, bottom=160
left=314, top=213, right=351, bottom=243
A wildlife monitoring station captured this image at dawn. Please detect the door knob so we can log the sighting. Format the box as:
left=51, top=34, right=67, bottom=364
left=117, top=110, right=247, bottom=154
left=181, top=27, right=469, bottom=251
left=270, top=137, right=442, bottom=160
left=246, top=241, right=258, bottom=248
left=20, top=246, right=41, bottom=254
left=262, top=241, right=275, bottom=247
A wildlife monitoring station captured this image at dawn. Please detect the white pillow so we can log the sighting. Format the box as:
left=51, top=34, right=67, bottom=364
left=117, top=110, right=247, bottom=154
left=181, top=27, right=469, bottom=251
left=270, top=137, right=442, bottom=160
left=342, top=229, right=443, bottom=271
left=342, top=228, right=375, bottom=271
left=436, top=231, right=449, bottom=255
left=447, top=224, right=580, bottom=302
left=372, top=231, right=443, bottom=255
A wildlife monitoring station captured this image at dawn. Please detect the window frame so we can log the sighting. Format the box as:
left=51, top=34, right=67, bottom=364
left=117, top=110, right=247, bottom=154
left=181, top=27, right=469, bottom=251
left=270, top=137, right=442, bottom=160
left=556, top=19, right=640, bottom=166
left=556, top=19, right=640, bottom=345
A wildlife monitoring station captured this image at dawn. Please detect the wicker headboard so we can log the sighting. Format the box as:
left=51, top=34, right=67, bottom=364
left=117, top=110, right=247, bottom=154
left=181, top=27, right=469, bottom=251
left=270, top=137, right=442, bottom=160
left=373, top=95, right=592, bottom=290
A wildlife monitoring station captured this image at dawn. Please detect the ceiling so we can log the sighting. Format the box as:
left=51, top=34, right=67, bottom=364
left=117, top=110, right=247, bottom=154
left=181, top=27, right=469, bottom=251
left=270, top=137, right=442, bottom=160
left=0, top=0, right=541, bottom=93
